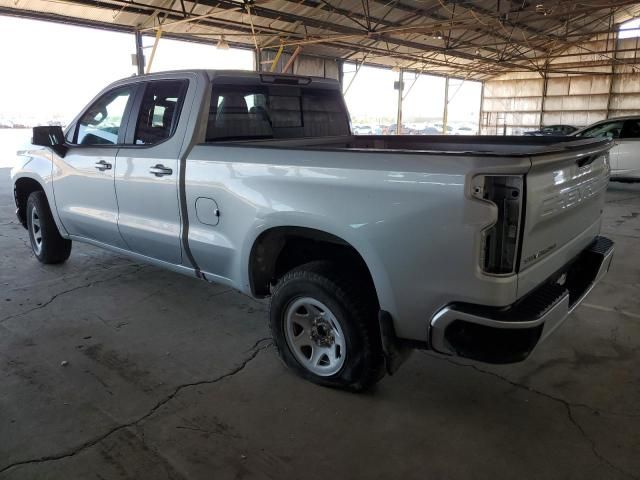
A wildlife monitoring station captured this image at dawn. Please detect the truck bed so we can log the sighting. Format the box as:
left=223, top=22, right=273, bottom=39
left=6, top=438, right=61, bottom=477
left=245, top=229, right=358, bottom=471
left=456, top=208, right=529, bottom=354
left=195, top=132, right=612, bottom=303
left=217, top=134, right=610, bottom=157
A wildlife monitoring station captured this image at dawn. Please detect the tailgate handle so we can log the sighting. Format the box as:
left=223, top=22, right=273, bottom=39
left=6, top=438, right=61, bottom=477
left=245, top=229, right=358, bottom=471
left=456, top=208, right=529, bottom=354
left=576, top=154, right=599, bottom=168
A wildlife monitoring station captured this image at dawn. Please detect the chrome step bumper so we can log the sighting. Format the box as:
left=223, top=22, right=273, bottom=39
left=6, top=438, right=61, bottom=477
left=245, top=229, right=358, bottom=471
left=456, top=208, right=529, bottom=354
left=429, top=236, right=614, bottom=363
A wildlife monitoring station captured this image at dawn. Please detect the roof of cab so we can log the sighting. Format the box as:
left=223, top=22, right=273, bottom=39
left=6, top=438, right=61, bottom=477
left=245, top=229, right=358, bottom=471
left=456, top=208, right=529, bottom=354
left=133, top=69, right=341, bottom=89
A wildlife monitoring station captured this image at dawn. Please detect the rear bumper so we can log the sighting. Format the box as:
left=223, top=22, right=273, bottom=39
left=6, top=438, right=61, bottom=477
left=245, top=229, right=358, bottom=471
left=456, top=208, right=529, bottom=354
left=429, top=236, right=614, bottom=363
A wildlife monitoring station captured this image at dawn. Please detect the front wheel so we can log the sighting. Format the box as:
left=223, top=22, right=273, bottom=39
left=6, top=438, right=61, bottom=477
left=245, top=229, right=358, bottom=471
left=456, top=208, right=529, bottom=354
left=269, top=261, right=384, bottom=391
left=26, top=191, right=72, bottom=264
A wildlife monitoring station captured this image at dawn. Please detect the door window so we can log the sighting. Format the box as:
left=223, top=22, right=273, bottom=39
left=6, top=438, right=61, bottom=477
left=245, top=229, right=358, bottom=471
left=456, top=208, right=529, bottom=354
left=621, top=119, right=640, bottom=139
left=577, top=121, right=624, bottom=139
left=134, top=80, right=188, bottom=145
left=76, top=87, right=132, bottom=145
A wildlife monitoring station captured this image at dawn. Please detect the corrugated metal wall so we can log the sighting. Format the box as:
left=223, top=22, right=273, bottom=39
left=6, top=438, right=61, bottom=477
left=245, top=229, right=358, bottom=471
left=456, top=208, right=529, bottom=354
left=258, top=50, right=340, bottom=79
left=481, top=35, right=640, bottom=134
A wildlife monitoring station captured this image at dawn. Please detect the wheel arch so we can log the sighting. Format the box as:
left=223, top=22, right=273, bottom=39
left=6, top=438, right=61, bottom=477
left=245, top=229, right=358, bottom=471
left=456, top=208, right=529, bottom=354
left=13, top=176, right=46, bottom=228
left=247, top=225, right=394, bottom=314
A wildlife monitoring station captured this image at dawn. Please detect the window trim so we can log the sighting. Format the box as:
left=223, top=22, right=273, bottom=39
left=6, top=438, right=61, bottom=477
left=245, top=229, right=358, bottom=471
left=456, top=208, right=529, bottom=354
left=120, top=78, right=190, bottom=149
left=68, top=84, right=140, bottom=148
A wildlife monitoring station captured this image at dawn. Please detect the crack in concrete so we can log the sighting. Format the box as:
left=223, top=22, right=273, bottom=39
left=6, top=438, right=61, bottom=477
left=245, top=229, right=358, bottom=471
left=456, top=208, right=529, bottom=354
left=0, top=339, right=272, bottom=476
left=244, top=336, right=272, bottom=353
left=4, top=261, right=139, bottom=293
left=0, top=231, right=31, bottom=250
left=174, top=424, right=241, bottom=439
left=605, top=195, right=640, bottom=205
left=603, top=231, right=640, bottom=240
left=581, top=302, right=640, bottom=320
left=425, top=352, right=639, bottom=480
left=426, top=353, right=640, bottom=418
left=208, top=288, right=234, bottom=298
left=0, top=265, right=145, bottom=324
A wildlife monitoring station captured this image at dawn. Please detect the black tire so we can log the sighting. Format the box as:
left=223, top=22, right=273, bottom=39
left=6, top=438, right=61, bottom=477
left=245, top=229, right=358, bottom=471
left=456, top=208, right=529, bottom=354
left=269, top=261, right=385, bottom=391
left=26, top=191, right=72, bottom=264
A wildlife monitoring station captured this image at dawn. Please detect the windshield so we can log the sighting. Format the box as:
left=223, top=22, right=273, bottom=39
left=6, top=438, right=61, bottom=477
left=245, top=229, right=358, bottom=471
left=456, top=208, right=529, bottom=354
left=205, top=84, right=350, bottom=141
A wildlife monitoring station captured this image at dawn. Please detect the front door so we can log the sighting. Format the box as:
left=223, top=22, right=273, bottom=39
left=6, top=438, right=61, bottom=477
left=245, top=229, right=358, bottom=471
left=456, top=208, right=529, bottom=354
left=54, top=85, right=135, bottom=248
left=114, top=79, right=189, bottom=265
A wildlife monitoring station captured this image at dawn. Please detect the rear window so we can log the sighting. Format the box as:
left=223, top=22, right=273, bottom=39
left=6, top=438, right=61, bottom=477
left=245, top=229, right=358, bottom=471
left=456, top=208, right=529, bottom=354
left=205, top=85, right=350, bottom=141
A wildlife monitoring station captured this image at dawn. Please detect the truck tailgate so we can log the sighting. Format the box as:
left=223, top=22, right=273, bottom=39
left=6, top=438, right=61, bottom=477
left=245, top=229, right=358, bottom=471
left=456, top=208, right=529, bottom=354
left=517, top=140, right=611, bottom=295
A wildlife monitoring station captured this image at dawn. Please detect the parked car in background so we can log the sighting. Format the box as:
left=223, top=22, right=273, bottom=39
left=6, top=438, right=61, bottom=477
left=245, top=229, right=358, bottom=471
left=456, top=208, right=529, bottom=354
left=573, top=116, right=640, bottom=180
left=412, top=126, right=440, bottom=135
left=352, top=125, right=373, bottom=135
left=433, top=123, right=454, bottom=134
left=453, top=125, right=477, bottom=135
left=525, top=125, right=578, bottom=136
left=386, top=123, right=412, bottom=135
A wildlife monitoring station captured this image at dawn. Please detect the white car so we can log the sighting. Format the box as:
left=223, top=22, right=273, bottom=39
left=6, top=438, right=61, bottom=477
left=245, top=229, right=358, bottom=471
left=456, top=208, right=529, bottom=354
left=352, top=125, right=373, bottom=135
left=573, top=116, right=640, bottom=179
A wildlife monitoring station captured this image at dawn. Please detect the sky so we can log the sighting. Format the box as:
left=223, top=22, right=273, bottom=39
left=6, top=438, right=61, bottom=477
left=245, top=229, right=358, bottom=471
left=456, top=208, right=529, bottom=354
left=620, top=18, right=640, bottom=39
left=0, top=15, right=480, bottom=127
left=343, top=64, right=481, bottom=125
left=0, top=16, right=253, bottom=125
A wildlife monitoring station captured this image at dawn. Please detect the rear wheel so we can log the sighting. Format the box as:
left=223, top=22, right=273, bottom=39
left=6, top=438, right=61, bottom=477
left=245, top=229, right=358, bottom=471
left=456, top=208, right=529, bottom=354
left=269, top=261, right=384, bottom=391
left=26, top=191, right=72, bottom=264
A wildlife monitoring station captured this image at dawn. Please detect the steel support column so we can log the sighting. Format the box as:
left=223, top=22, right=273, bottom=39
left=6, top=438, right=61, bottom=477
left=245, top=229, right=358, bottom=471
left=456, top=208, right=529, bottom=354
left=255, top=48, right=262, bottom=72
left=606, top=32, right=619, bottom=119
left=396, top=68, right=404, bottom=135
left=478, top=81, right=485, bottom=135
left=540, top=70, right=549, bottom=128
left=134, top=30, right=145, bottom=75
left=443, top=76, right=449, bottom=135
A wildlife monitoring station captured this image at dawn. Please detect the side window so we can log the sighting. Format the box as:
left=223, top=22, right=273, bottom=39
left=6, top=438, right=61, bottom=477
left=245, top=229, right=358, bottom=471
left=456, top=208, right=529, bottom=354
left=76, top=87, right=132, bottom=145
left=65, top=124, right=75, bottom=143
left=578, top=121, right=624, bottom=139
left=621, top=119, right=640, bottom=139
left=134, top=80, right=187, bottom=145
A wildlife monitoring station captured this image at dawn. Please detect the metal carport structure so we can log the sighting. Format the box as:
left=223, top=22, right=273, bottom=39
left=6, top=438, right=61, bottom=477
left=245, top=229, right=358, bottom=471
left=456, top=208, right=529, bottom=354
left=2, top=0, right=640, bottom=132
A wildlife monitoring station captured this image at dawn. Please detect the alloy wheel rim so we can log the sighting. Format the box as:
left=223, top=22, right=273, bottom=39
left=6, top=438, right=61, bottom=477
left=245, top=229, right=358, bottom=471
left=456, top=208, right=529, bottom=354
left=284, top=297, right=346, bottom=376
left=30, top=207, right=43, bottom=255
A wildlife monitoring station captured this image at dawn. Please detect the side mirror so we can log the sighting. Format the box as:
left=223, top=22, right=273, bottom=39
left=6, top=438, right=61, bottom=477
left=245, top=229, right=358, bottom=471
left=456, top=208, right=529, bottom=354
left=32, top=125, right=67, bottom=157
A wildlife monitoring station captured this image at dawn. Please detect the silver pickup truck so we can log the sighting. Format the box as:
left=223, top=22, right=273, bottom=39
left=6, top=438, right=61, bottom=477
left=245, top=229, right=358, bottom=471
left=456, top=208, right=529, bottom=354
left=11, top=70, right=614, bottom=391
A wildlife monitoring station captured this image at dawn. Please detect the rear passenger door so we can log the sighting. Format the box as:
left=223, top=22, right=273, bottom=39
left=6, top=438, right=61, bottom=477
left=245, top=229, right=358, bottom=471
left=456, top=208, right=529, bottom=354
left=114, top=79, right=189, bottom=265
left=617, top=119, right=640, bottom=175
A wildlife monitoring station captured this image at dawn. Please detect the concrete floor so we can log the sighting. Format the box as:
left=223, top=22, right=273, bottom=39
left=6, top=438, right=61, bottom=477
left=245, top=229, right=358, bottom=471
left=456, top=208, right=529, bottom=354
left=0, top=167, right=639, bottom=480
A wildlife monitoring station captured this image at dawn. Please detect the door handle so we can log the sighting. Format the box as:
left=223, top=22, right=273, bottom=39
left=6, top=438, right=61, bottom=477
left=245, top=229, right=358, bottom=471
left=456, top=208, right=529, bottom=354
left=149, top=164, right=173, bottom=177
left=94, top=160, right=112, bottom=171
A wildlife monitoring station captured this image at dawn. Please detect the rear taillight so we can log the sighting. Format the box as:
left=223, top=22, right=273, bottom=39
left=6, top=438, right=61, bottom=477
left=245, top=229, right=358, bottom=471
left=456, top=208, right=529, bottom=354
left=472, top=175, right=524, bottom=275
